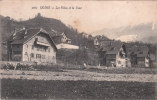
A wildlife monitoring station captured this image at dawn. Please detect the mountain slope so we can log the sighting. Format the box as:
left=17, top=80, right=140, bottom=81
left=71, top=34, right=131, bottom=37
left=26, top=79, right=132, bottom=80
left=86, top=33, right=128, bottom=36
left=91, top=23, right=157, bottom=43
left=0, top=14, right=91, bottom=46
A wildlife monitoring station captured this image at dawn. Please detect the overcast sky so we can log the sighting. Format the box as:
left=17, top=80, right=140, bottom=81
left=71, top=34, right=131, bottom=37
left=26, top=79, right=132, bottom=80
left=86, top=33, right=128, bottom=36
left=0, top=0, right=157, bottom=33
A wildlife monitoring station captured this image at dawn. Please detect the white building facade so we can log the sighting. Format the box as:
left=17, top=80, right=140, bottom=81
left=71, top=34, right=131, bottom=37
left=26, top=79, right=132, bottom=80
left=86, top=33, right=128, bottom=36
left=8, top=28, right=57, bottom=64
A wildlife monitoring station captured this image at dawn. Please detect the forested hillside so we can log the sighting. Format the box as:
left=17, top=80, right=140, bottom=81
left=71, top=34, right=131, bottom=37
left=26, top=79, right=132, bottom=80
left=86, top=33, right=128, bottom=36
left=0, top=13, right=94, bottom=47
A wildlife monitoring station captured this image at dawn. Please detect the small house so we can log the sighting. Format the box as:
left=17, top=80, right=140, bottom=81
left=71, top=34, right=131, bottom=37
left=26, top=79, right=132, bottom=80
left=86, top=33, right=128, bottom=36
left=93, top=36, right=111, bottom=48
left=94, top=38, right=100, bottom=46
left=50, top=29, right=80, bottom=50
left=99, top=41, right=129, bottom=67
left=51, top=30, right=71, bottom=44
left=128, top=46, right=150, bottom=67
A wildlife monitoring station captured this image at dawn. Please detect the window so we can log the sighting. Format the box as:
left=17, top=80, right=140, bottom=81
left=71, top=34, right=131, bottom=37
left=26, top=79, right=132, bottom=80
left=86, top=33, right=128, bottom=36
left=139, top=51, right=143, bottom=54
left=25, top=52, right=28, bottom=55
left=44, top=48, right=46, bottom=52
left=52, top=56, right=55, bottom=59
left=36, top=54, right=41, bottom=59
left=32, top=45, right=34, bottom=50
left=31, top=53, right=34, bottom=58
left=110, top=47, right=115, bottom=50
left=37, top=46, right=47, bottom=52
left=16, top=45, right=20, bottom=48
left=37, top=47, right=40, bottom=51
left=41, top=55, right=46, bottom=59
left=48, top=48, right=50, bottom=52
left=13, top=51, right=21, bottom=54
left=118, top=61, right=121, bottom=64
left=40, top=48, right=42, bottom=51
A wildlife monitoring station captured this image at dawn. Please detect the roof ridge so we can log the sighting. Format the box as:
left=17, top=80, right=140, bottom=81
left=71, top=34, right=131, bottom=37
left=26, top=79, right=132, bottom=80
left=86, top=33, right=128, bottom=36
left=26, top=28, right=40, bottom=30
left=14, top=28, right=25, bottom=33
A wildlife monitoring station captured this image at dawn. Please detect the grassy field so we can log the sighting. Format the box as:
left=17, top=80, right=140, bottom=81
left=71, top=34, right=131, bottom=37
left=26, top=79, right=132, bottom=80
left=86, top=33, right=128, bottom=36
left=1, top=61, right=157, bottom=74
left=85, top=67, right=157, bottom=74
left=34, top=66, right=157, bottom=74
left=1, top=65, right=157, bottom=99
left=1, top=79, right=157, bottom=99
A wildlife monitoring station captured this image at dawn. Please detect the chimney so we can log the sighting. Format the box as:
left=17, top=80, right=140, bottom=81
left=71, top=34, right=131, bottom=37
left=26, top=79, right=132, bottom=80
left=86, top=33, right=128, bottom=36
left=13, top=27, right=17, bottom=39
left=24, top=29, right=27, bottom=35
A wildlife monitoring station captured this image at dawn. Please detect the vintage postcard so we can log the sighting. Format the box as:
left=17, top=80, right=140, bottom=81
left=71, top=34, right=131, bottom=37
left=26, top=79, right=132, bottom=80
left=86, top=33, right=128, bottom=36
left=0, top=0, right=157, bottom=99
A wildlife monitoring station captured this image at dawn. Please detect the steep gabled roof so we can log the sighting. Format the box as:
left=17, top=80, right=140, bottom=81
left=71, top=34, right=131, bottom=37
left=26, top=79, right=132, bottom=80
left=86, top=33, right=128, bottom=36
left=127, top=45, right=149, bottom=58
left=9, top=28, right=57, bottom=51
left=49, top=29, right=63, bottom=37
left=51, top=36, right=62, bottom=44
left=11, top=28, right=40, bottom=44
left=49, top=29, right=71, bottom=44
left=135, top=46, right=149, bottom=57
left=101, top=41, right=123, bottom=54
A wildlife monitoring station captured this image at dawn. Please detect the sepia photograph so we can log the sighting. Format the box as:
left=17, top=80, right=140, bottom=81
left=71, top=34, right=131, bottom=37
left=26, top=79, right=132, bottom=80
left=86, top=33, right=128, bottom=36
left=0, top=0, right=157, bottom=99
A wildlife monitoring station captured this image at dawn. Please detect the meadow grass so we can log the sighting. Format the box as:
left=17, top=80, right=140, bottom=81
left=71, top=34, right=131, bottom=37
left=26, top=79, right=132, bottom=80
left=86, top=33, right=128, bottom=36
left=1, top=79, right=156, bottom=99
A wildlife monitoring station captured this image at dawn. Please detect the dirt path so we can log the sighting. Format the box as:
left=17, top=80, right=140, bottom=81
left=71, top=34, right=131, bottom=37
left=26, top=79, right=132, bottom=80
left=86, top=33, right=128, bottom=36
left=0, top=70, right=157, bottom=82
